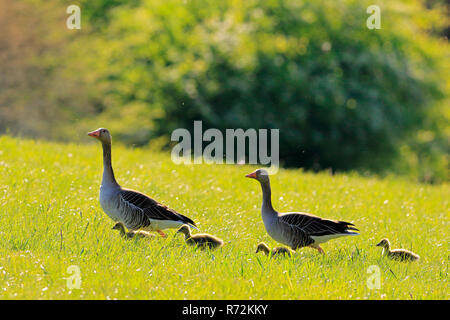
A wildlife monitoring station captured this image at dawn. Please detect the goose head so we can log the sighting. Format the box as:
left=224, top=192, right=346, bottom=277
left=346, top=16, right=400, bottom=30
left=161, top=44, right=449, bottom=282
left=176, top=225, right=191, bottom=236
left=88, top=128, right=111, bottom=144
left=245, top=169, right=270, bottom=184
left=376, top=238, right=390, bottom=249
left=255, top=242, right=270, bottom=254
left=112, top=222, right=126, bottom=232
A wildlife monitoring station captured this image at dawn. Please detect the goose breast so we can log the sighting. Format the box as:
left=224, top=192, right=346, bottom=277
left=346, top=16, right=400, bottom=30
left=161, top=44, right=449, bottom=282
left=99, top=186, right=122, bottom=222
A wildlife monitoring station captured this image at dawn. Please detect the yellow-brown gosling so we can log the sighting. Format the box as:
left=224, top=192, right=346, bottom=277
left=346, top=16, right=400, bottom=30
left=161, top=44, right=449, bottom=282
left=255, top=242, right=294, bottom=258
left=376, top=238, right=420, bottom=262
left=112, top=222, right=155, bottom=240
left=176, top=225, right=224, bottom=250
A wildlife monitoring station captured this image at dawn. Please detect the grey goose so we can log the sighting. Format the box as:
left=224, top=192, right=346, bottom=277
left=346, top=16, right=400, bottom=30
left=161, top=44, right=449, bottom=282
left=376, top=238, right=420, bottom=262
left=245, top=169, right=359, bottom=254
left=88, top=128, right=197, bottom=237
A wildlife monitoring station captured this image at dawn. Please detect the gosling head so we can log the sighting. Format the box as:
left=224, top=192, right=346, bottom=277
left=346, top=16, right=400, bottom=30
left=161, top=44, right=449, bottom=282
left=255, top=242, right=270, bottom=254
left=245, top=169, right=270, bottom=184
left=88, top=128, right=111, bottom=144
left=112, top=222, right=125, bottom=232
left=376, top=238, right=391, bottom=249
left=176, top=225, right=191, bottom=236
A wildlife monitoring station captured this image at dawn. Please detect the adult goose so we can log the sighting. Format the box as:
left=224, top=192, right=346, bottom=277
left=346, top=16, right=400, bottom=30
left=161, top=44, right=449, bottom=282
left=245, top=169, right=359, bottom=254
left=88, top=128, right=197, bottom=237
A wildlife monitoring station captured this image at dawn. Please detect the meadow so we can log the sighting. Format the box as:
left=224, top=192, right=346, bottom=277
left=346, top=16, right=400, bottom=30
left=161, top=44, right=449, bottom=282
left=0, top=135, right=448, bottom=299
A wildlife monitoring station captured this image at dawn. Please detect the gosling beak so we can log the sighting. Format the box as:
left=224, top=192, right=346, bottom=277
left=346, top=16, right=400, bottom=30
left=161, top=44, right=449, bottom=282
left=376, top=241, right=382, bottom=247
left=88, top=129, right=100, bottom=138
left=245, top=171, right=257, bottom=179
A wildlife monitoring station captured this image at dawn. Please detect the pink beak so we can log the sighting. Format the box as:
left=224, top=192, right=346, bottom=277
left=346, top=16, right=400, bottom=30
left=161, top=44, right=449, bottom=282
left=87, top=129, right=100, bottom=138
left=245, top=171, right=257, bottom=179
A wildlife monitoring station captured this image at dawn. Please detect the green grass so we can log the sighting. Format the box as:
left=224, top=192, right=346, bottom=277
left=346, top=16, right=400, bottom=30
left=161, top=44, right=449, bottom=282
left=0, top=135, right=448, bottom=299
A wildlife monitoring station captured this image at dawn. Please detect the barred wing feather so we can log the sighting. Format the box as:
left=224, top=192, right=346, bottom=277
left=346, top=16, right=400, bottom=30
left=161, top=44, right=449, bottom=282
left=279, top=212, right=358, bottom=237
left=120, top=189, right=196, bottom=226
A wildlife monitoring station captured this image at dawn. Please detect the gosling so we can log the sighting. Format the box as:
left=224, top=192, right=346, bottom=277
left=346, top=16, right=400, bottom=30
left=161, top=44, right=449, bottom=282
left=112, top=222, right=155, bottom=240
left=376, top=238, right=420, bottom=262
left=176, top=225, right=224, bottom=250
left=256, top=242, right=294, bottom=258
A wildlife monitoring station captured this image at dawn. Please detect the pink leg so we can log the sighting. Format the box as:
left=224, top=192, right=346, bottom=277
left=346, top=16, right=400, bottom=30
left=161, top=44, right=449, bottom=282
left=157, top=230, right=167, bottom=238
left=309, top=244, right=326, bottom=255
left=317, top=246, right=325, bottom=255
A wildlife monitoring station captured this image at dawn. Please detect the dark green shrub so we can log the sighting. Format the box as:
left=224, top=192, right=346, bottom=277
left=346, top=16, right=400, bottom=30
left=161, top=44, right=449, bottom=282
left=8, top=0, right=447, bottom=181
left=90, top=0, right=446, bottom=174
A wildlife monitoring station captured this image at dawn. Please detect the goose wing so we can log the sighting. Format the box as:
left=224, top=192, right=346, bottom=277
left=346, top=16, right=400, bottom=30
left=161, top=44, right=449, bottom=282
left=279, top=212, right=358, bottom=238
left=120, top=188, right=196, bottom=226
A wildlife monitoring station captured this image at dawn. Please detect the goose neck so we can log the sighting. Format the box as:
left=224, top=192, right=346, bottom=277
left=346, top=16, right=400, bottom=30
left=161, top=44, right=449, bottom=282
left=260, top=245, right=270, bottom=255
left=101, top=141, right=118, bottom=187
left=119, top=225, right=126, bottom=236
left=259, top=179, right=275, bottom=213
left=381, top=245, right=390, bottom=255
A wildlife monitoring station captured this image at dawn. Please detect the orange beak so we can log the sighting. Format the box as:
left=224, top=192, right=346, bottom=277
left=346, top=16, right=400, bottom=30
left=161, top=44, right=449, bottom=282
left=87, top=129, right=100, bottom=138
left=245, top=171, right=257, bottom=179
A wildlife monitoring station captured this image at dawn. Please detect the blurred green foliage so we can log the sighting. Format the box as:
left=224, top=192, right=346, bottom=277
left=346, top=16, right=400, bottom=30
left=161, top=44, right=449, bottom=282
left=0, top=0, right=448, bottom=182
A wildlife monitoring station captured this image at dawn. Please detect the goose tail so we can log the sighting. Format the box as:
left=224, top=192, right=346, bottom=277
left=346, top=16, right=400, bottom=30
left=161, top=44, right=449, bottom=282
left=177, top=213, right=198, bottom=230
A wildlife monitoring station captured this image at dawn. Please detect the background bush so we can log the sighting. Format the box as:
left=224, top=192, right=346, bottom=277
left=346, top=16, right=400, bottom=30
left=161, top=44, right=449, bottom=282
left=0, top=0, right=448, bottom=182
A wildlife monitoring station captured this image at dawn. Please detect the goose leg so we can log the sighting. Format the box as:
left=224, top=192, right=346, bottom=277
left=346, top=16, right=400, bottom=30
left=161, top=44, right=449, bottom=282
left=317, top=246, right=325, bottom=255
left=157, top=230, right=167, bottom=238
left=309, top=244, right=326, bottom=255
